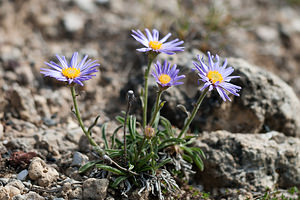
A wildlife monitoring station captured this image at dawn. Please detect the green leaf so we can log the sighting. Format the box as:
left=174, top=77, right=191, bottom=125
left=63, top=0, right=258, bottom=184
left=194, top=155, right=204, bottom=171
left=140, top=88, right=144, bottom=107
left=111, top=125, right=123, bottom=149
left=101, top=123, right=108, bottom=149
left=137, top=151, right=155, bottom=169
left=111, top=176, right=128, bottom=188
left=116, top=116, right=125, bottom=124
left=95, top=164, right=126, bottom=175
left=139, top=166, right=153, bottom=172
left=181, top=145, right=204, bottom=171
left=160, top=116, right=174, bottom=137
left=182, top=154, right=193, bottom=163
left=155, top=158, right=172, bottom=170
left=128, top=164, right=134, bottom=171
left=183, top=135, right=196, bottom=140
left=78, top=161, right=96, bottom=173
left=158, top=138, right=185, bottom=150
left=88, top=115, right=101, bottom=134
left=128, top=115, right=136, bottom=140
left=190, top=147, right=206, bottom=159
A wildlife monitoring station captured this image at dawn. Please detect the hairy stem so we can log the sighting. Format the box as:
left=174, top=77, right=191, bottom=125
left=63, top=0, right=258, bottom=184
left=178, top=88, right=209, bottom=138
left=123, top=96, right=132, bottom=164
left=149, top=90, right=163, bottom=127
left=142, top=56, right=155, bottom=129
left=70, top=86, right=103, bottom=155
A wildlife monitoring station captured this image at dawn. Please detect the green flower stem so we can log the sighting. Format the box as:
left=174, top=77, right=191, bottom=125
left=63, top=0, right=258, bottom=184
left=123, top=97, right=132, bottom=164
left=70, top=86, right=103, bottom=155
left=178, top=88, right=209, bottom=138
left=143, top=55, right=156, bottom=129
left=149, top=89, right=163, bottom=127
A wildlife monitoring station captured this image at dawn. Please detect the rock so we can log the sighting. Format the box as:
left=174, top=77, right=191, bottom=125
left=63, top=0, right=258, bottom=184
left=0, top=123, right=3, bottom=140
left=69, top=187, right=82, bottom=199
left=78, top=135, right=91, bottom=153
left=34, top=95, right=51, bottom=119
left=0, top=185, right=21, bottom=200
left=227, top=57, right=300, bottom=136
left=63, top=13, right=85, bottom=33
left=6, top=85, right=40, bottom=123
left=74, top=0, right=96, bottom=13
left=17, top=170, right=29, bottom=181
left=28, top=157, right=59, bottom=187
left=256, top=25, right=279, bottom=42
left=66, top=127, right=82, bottom=144
left=194, top=130, right=300, bottom=194
left=6, top=180, right=24, bottom=191
left=22, top=192, right=44, bottom=200
left=15, top=65, right=35, bottom=86
left=156, top=50, right=300, bottom=137
left=71, top=151, right=89, bottom=167
left=35, top=129, right=77, bottom=155
left=82, top=178, right=109, bottom=200
left=0, top=178, right=9, bottom=185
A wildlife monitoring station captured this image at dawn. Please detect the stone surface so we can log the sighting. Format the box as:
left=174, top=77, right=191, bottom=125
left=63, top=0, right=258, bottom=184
left=69, top=187, right=83, bottom=199
left=6, top=85, right=40, bottom=123
left=63, top=12, right=85, bottom=33
left=82, top=178, right=109, bottom=200
left=17, top=170, right=29, bottom=181
left=194, top=130, right=300, bottom=194
left=28, top=157, right=59, bottom=187
left=0, top=185, right=21, bottom=200
left=12, top=192, right=45, bottom=200
left=6, top=180, right=24, bottom=191
left=71, top=151, right=89, bottom=167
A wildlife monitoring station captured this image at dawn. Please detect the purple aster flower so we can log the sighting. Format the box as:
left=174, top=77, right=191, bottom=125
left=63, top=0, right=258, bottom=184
left=152, top=60, right=185, bottom=88
left=131, top=28, right=184, bottom=55
left=193, top=52, right=241, bottom=101
left=40, top=52, right=99, bottom=86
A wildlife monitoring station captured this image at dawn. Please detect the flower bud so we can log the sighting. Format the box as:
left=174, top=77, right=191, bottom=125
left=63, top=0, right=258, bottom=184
left=144, top=125, right=155, bottom=139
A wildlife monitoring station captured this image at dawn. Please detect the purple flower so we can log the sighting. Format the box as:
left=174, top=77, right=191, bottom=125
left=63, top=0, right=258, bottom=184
left=193, top=52, right=241, bottom=101
left=131, top=29, right=184, bottom=55
left=152, top=60, right=185, bottom=88
left=41, top=52, right=99, bottom=86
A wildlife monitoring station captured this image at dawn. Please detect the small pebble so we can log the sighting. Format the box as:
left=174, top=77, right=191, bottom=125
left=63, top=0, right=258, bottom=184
left=17, top=170, right=29, bottom=181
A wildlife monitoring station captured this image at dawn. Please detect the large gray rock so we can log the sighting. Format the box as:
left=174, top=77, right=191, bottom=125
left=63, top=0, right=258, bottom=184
left=194, top=130, right=300, bottom=193
left=82, top=178, right=109, bottom=200
left=157, top=50, right=300, bottom=137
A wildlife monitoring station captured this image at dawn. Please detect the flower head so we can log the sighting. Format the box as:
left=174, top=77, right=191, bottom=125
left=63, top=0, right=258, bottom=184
left=131, top=29, right=184, bottom=55
left=152, top=60, right=185, bottom=89
left=41, top=52, right=99, bottom=86
left=193, top=52, right=241, bottom=101
left=144, top=125, right=155, bottom=139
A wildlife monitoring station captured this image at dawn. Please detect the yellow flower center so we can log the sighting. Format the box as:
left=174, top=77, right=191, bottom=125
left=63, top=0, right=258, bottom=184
left=207, top=70, right=223, bottom=84
left=149, top=41, right=162, bottom=50
left=61, top=67, right=80, bottom=79
left=158, top=74, right=171, bottom=85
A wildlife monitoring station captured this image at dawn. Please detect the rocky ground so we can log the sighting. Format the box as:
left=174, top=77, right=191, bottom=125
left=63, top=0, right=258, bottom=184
left=0, top=0, right=300, bottom=199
